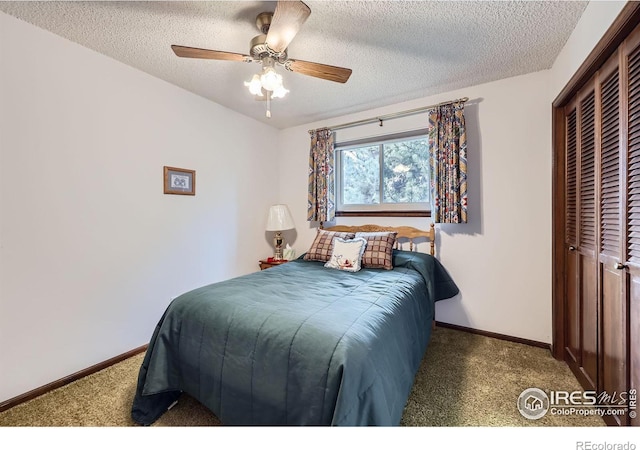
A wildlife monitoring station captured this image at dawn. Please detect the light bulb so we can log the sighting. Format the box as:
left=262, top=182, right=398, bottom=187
left=260, top=67, right=282, bottom=92
left=244, top=74, right=263, bottom=96
left=271, top=85, right=289, bottom=99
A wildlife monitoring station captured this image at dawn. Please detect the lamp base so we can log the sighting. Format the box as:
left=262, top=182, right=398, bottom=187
left=273, top=231, right=284, bottom=260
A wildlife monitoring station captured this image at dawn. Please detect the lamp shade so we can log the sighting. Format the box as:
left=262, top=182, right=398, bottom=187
left=266, top=204, right=295, bottom=231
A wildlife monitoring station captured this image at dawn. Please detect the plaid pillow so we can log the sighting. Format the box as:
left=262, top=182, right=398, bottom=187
left=304, top=229, right=356, bottom=262
left=356, top=231, right=398, bottom=270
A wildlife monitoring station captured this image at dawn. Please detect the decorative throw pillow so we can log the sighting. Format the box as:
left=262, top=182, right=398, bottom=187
left=355, top=231, right=398, bottom=270
left=304, top=229, right=356, bottom=262
left=324, top=237, right=367, bottom=272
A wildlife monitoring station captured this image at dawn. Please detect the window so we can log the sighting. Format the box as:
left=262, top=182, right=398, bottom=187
left=335, top=130, right=431, bottom=216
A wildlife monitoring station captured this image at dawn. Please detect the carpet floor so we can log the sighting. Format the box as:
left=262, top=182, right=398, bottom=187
left=0, top=327, right=604, bottom=427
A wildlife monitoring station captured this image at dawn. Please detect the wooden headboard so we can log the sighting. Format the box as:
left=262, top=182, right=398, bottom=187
left=323, top=223, right=435, bottom=256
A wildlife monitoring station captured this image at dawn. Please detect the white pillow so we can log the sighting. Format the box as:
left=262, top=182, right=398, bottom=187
left=324, top=237, right=367, bottom=272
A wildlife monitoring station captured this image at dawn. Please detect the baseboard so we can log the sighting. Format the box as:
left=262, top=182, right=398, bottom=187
left=435, top=321, right=551, bottom=350
left=0, top=344, right=148, bottom=413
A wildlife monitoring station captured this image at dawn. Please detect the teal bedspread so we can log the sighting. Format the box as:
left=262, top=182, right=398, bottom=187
left=131, top=250, right=458, bottom=426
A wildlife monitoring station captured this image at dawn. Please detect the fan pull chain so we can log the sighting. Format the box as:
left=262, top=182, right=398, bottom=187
left=266, top=91, right=272, bottom=118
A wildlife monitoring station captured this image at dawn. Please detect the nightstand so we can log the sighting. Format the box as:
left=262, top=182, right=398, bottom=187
left=259, top=259, right=289, bottom=270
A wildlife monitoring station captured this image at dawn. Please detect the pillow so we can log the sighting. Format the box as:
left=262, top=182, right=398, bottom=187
left=303, top=229, right=356, bottom=262
left=355, top=231, right=398, bottom=270
left=324, top=237, right=367, bottom=272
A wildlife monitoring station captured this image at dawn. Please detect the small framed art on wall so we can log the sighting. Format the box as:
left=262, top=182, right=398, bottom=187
left=163, top=166, right=195, bottom=196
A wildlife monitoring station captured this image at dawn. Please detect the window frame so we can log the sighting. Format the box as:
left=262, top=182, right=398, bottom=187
left=335, top=129, right=432, bottom=217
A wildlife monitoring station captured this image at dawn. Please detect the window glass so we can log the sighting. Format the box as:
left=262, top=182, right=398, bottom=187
left=382, top=138, right=429, bottom=204
left=342, top=146, right=380, bottom=205
left=336, top=132, right=430, bottom=214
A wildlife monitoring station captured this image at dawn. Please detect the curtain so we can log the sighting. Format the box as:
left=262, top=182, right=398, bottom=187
left=307, top=128, right=335, bottom=222
left=428, top=102, right=468, bottom=223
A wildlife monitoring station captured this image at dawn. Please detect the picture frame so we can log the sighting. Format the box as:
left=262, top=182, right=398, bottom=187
left=163, top=166, right=195, bottom=196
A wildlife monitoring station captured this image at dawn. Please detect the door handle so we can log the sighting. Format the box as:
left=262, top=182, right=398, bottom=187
left=569, top=246, right=576, bottom=251
left=614, top=262, right=628, bottom=270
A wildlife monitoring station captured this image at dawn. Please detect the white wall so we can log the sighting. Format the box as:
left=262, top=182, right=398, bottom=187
left=0, top=12, right=278, bottom=403
left=277, top=0, right=629, bottom=345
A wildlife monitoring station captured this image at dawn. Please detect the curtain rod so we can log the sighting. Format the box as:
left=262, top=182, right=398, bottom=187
left=308, top=97, right=468, bottom=134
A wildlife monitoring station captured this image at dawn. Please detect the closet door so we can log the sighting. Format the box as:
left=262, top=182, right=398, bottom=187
left=578, top=83, right=599, bottom=391
left=624, top=24, right=640, bottom=428
left=597, top=52, right=628, bottom=426
left=565, top=101, right=580, bottom=367
left=554, top=6, right=640, bottom=427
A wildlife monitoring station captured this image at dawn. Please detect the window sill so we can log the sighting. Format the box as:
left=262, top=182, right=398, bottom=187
left=335, top=210, right=431, bottom=218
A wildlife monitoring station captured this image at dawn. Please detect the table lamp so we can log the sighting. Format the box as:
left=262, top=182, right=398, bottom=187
left=266, top=204, right=295, bottom=260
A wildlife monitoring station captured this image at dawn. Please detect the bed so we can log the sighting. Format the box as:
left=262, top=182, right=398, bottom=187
left=131, top=225, right=458, bottom=426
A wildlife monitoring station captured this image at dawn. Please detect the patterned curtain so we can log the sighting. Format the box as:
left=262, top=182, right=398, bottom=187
left=428, top=102, right=468, bottom=223
left=307, top=128, right=335, bottom=222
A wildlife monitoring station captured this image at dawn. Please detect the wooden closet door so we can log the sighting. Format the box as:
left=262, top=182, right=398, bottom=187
left=597, top=51, right=628, bottom=426
left=578, top=83, right=599, bottom=391
left=624, top=24, right=640, bottom=427
left=553, top=5, right=640, bottom=427
left=565, top=102, right=580, bottom=366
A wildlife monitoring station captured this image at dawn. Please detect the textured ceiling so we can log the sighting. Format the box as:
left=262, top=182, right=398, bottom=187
left=0, top=1, right=588, bottom=129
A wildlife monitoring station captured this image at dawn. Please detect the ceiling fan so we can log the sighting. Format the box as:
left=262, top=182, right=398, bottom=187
left=171, top=1, right=352, bottom=118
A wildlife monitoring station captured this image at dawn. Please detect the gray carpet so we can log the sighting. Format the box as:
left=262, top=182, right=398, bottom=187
left=0, top=327, right=604, bottom=426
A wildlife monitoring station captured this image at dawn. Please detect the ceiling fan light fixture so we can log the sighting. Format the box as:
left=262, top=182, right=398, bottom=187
left=173, top=2, right=350, bottom=118
left=245, top=63, right=289, bottom=102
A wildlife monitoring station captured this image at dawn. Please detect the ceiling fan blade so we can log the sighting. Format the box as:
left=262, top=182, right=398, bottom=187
left=287, top=59, right=352, bottom=84
left=171, top=45, right=250, bottom=62
left=266, top=1, right=311, bottom=53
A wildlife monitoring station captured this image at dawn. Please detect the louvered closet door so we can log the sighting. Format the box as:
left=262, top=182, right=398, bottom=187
left=578, top=84, right=599, bottom=391
left=565, top=102, right=581, bottom=367
left=624, top=25, right=640, bottom=428
left=597, top=52, right=628, bottom=426
left=555, top=14, right=640, bottom=427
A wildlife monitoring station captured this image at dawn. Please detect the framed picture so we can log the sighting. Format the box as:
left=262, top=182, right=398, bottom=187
left=164, top=166, right=195, bottom=195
